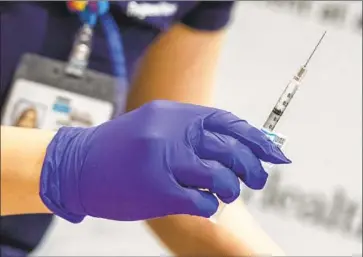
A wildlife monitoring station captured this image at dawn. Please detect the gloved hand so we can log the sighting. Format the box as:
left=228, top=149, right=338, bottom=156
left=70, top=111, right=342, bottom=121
left=40, top=100, right=291, bottom=223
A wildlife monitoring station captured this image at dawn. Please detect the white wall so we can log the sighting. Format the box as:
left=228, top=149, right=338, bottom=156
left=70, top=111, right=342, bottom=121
left=33, top=2, right=362, bottom=256
left=213, top=1, right=362, bottom=256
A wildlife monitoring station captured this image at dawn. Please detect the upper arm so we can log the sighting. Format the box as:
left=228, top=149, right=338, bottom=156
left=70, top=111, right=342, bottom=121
left=126, top=1, right=236, bottom=110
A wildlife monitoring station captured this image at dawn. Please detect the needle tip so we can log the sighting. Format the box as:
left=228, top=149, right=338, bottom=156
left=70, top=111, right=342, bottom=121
left=303, top=30, right=327, bottom=67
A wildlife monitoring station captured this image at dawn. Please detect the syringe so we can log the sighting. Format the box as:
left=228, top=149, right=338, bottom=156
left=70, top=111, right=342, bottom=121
left=210, top=31, right=327, bottom=223
left=262, top=31, right=327, bottom=133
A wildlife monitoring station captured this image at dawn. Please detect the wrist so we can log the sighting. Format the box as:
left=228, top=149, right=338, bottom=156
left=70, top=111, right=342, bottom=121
left=40, top=126, right=97, bottom=223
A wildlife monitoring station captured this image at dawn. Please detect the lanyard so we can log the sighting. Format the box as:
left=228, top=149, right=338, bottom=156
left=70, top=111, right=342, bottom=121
left=66, top=1, right=129, bottom=115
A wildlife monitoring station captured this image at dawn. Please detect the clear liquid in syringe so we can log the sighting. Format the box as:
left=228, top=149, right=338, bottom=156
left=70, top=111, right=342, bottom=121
left=263, top=67, right=305, bottom=131
left=263, top=31, right=327, bottom=132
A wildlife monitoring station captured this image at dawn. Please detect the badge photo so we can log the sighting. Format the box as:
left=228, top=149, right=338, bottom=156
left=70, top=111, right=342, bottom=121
left=7, top=98, right=47, bottom=129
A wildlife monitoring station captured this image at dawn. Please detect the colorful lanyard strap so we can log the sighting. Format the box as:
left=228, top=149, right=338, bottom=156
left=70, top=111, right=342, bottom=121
left=67, top=0, right=129, bottom=115
left=67, top=0, right=109, bottom=27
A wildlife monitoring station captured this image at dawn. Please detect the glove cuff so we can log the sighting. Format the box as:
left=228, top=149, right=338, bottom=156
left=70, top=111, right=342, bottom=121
left=40, top=126, right=95, bottom=223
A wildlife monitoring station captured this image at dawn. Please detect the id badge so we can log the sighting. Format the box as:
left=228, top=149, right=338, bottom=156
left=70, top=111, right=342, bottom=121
left=1, top=54, right=118, bottom=130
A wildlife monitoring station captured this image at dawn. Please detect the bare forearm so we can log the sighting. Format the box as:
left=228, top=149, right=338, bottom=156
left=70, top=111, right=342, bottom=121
left=1, top=126, right=53, bottom=216
left=147, top=216, right=253, bottom=256
left=218, top=199, right=286, bottom=256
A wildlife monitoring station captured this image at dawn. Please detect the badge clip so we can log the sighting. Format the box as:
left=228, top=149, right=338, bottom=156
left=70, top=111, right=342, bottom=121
left=65, top=24, right=93, bottom=78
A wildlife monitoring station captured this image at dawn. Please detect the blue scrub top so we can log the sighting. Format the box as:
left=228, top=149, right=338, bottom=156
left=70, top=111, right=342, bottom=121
left=0, top=1, right=235, bottom=255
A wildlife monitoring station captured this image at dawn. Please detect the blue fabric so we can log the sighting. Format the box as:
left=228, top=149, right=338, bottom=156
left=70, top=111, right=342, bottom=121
left=0, top=214, right=53, bottom=254
left=0, top=245, right=27, bottom=257
left=40, top=100, right=291, bottom=223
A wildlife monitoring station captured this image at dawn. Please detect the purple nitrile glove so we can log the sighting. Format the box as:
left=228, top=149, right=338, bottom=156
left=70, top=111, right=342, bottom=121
left=40, top=100, right=291, bottom=223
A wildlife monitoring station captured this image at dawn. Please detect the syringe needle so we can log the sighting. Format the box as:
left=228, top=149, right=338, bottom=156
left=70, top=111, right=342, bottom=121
left=262, top=30, right=327, bottom=132
left=303, top=31, right=327, bottom=68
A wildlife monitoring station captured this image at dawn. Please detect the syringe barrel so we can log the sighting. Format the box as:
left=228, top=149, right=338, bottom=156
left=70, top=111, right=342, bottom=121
left=263, top=66, right=307, bottom=131
left=263, top=77, right=301, bottom=131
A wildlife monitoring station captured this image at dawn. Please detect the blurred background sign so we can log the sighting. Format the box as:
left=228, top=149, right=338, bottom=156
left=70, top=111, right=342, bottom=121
left=33, top=1, right=362, bottom=256
left=258, top=1, right=361, bottom=34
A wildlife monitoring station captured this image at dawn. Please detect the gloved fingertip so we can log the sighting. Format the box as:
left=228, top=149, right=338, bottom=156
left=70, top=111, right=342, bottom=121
left=268, top=146, right=292, bottom=164
left=284, top=158, right=292, bottom=164
left=212, top=172, right=241, bottom=204
left=273, top=155, right=292, bottom=164
left=216, top=180, right=241, bottom=204
left=244, top=169, right=269, bottom=190
left=218, top=191, right=240, bottom=204
left=194, top=191, right=219, bottom=218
